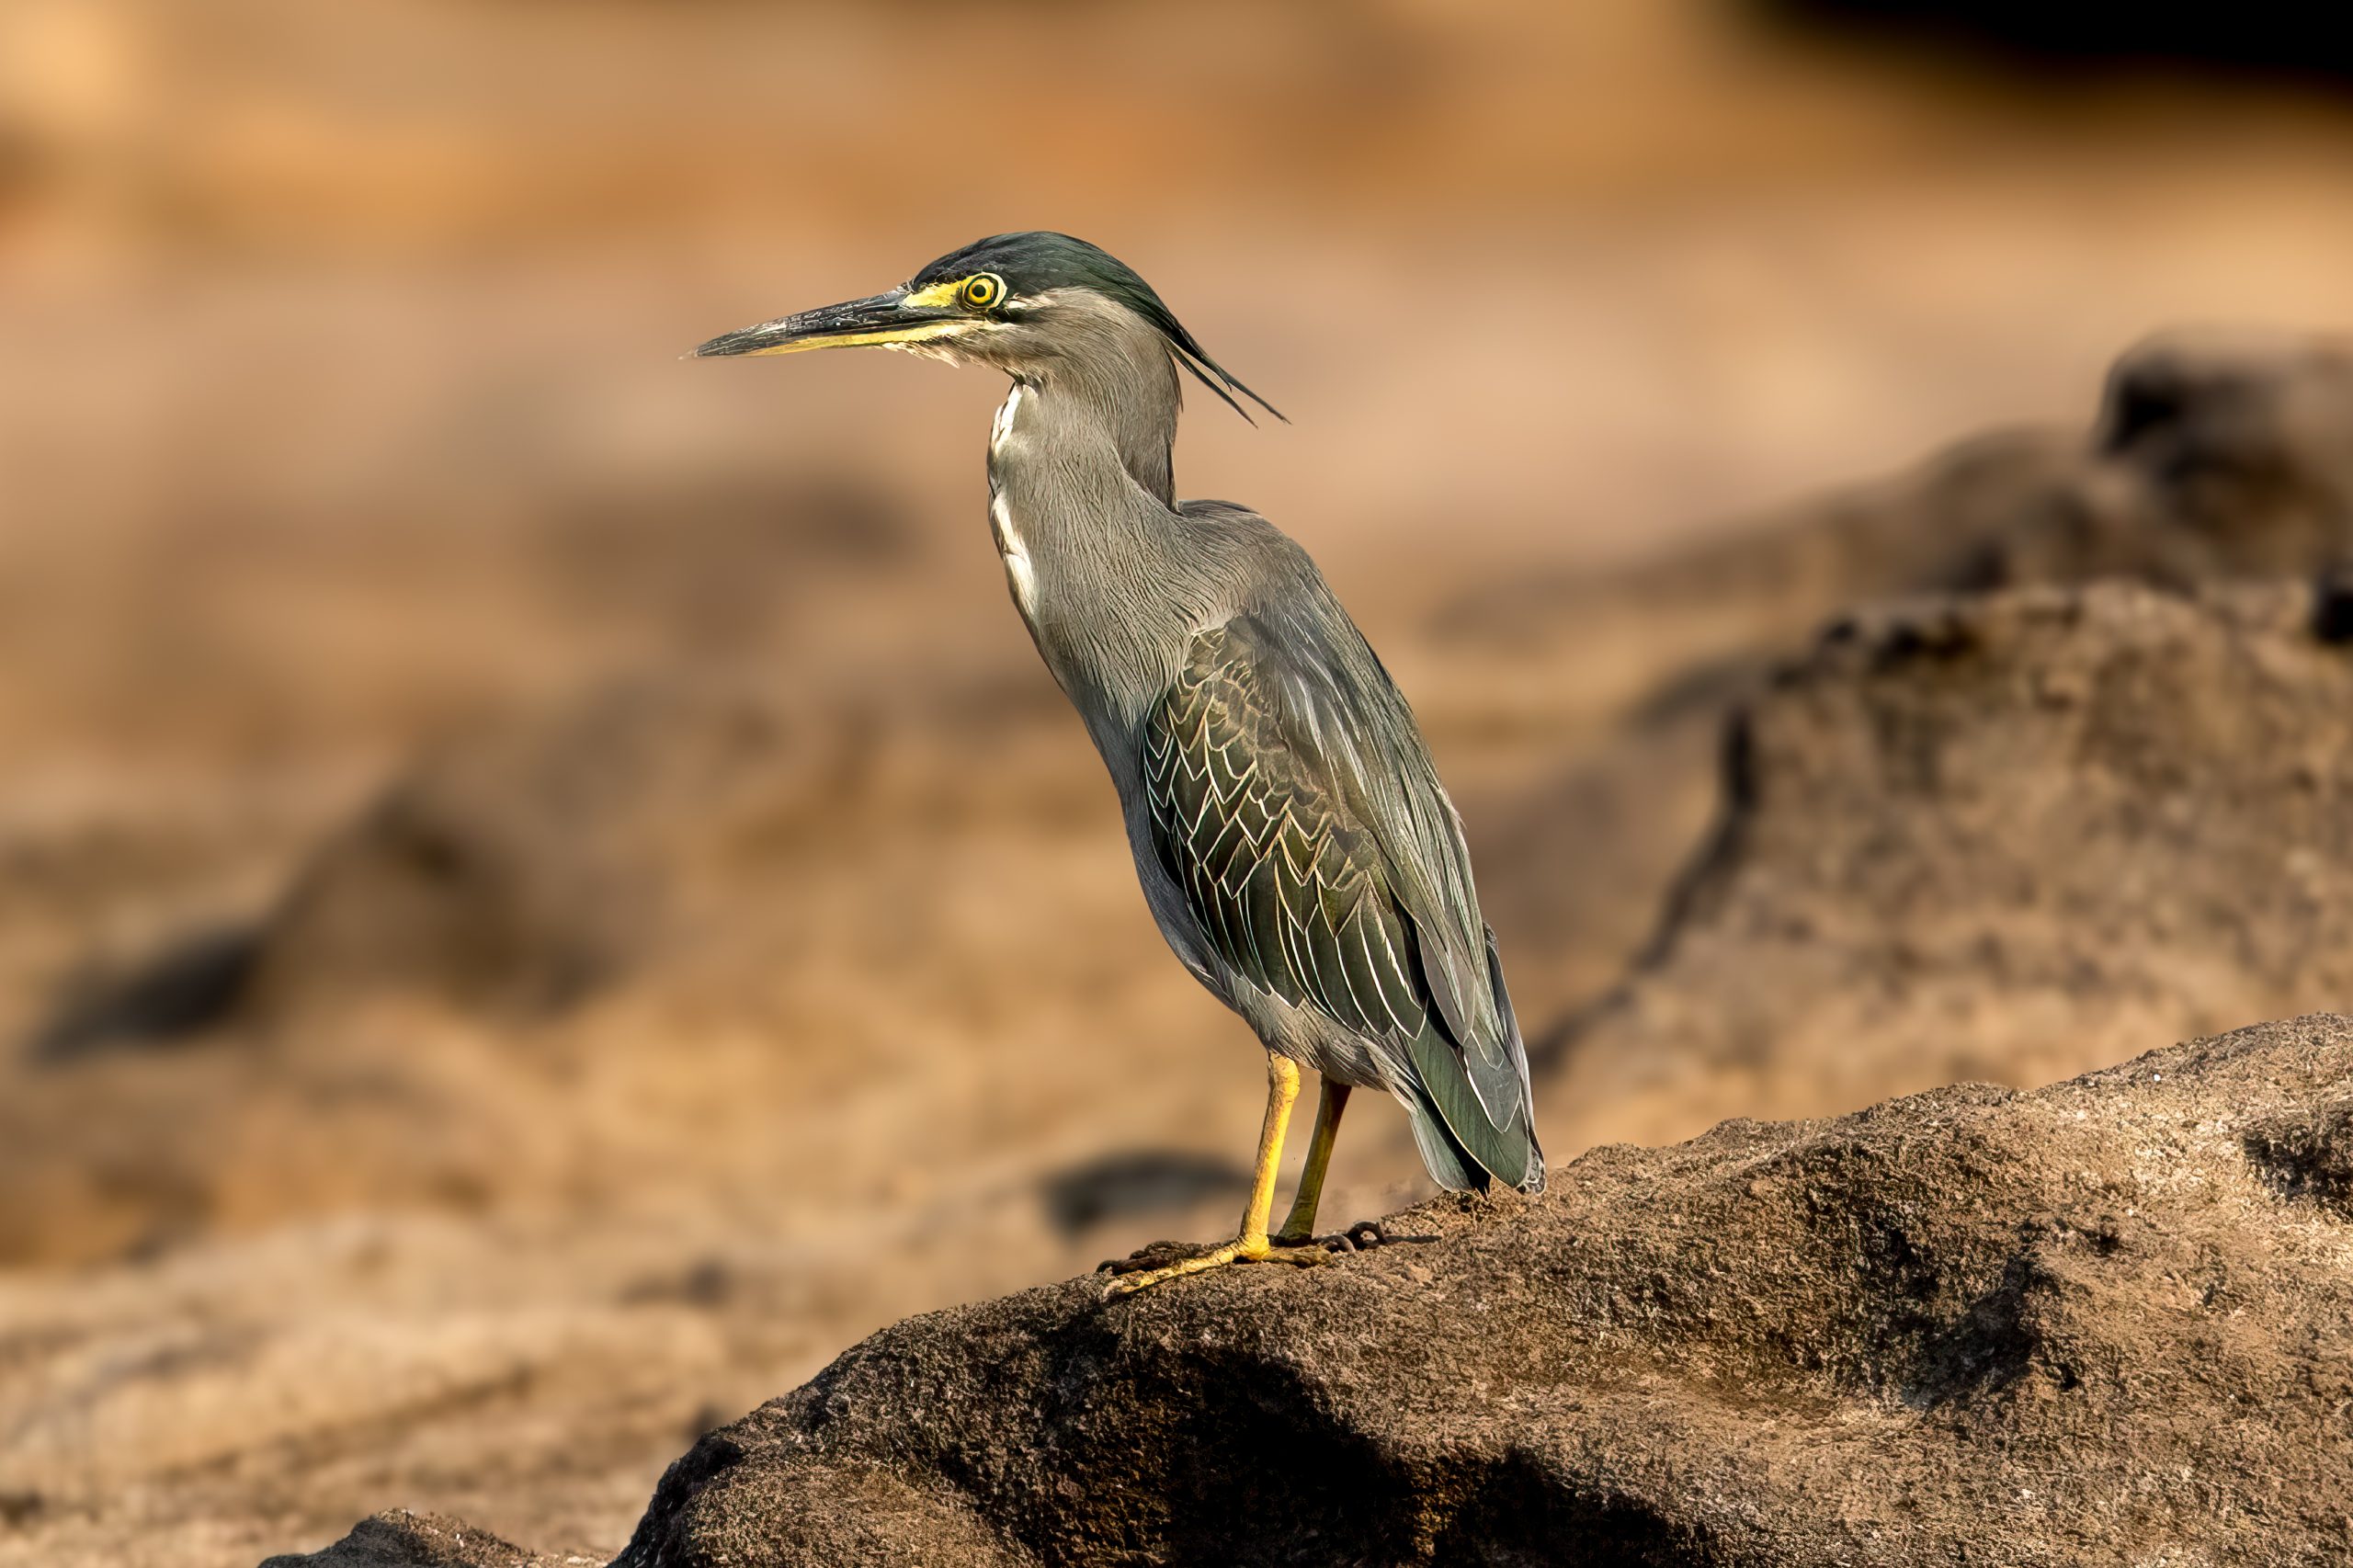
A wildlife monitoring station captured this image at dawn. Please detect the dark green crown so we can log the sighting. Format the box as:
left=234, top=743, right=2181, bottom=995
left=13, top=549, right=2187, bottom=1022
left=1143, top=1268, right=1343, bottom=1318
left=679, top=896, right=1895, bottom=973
left=915, top=233, right=1282, bottom=424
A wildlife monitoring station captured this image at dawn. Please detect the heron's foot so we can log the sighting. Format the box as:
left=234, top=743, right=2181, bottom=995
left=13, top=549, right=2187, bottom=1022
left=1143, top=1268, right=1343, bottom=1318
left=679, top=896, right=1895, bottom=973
left=1097, top=1236, right=1215, bottom=1276
left=1268, top=1219, right=1406, bottom=1253
left=1099, top=1233, right=1326, bottom=1297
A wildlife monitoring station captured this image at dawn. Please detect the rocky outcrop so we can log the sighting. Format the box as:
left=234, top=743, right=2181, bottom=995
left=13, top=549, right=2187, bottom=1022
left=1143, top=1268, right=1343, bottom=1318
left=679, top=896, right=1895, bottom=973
left=46, top=661, right=1081, bottom=1031
left=523, top=1012, right=2353, bottom=1566
left=1445, top=328, right=2353, bottom=683
left=238, top=677, right=826, bottom=1020
left=260, top=1512, right=547, bottom=1568
left=1539, top=577, right=2353, bottom=1151
left=1455, top=330, right=2353, bottom=1039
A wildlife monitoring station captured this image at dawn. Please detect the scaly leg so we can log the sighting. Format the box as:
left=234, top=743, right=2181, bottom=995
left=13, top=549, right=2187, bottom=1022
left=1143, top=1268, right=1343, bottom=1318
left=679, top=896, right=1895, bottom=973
left=1105, top=1051, right=1303, bottom=1296
left=1274, top=1078, right=1350, bottom=1244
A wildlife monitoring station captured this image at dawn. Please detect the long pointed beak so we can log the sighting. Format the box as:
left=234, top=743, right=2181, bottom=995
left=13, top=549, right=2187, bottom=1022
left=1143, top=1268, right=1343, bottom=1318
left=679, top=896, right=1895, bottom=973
left=693, top=288, right=968, bottom=358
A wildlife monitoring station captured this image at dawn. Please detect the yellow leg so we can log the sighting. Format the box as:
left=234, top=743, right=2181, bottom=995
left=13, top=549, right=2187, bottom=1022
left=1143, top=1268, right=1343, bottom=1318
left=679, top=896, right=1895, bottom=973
left=1106, top=1051, right=1302, bottom=1296
left=1274, top=1078, right=1350, bottom=1243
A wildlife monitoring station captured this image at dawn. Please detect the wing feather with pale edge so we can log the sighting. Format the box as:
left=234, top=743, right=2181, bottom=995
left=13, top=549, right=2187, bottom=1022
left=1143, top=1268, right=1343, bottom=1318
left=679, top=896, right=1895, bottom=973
left=1140, top=609, right=1540, bottom=1191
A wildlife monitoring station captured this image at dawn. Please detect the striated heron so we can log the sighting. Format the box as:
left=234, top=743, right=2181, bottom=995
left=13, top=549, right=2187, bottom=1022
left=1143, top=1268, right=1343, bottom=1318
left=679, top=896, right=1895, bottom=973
left=697, top=233, right=1541, bottom=1293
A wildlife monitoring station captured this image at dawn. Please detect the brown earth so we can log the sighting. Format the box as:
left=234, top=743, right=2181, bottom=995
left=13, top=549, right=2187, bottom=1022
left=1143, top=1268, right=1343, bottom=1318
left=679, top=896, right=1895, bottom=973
left=280, top=1012, right=2353, bottom=1567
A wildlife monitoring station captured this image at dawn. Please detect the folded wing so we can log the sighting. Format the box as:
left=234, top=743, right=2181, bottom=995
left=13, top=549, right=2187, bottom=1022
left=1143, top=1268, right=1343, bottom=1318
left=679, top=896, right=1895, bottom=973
left=1140, top=607, right=1542, bottom=1192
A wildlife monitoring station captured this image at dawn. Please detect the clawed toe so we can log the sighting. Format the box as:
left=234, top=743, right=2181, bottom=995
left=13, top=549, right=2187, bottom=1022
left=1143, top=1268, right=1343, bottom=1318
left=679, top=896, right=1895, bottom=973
left=1267, top=1220, right=1390, bottom=1254
left=1097, top=1239, right=1213, bottom=1277
left=1109, top=1219, right=1424, bottom=1286
left=1102, top=1239, right=1259, bottom=1297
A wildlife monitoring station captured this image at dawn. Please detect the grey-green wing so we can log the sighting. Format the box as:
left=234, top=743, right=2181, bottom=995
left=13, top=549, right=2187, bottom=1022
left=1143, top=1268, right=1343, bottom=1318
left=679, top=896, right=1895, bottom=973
left=1139, top=610, right=1542, bottom=1192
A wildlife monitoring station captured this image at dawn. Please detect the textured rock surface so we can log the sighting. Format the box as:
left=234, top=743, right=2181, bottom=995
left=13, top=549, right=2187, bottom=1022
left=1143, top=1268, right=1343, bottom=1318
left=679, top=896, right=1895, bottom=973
left=591, top=1014, right=2353, bottom=1568
left=1453, top=328, right=2353, bottom=1054
left=1541, top=578, right=2353, bottom=1148
left=259, top=1512, right=549, bottom=1568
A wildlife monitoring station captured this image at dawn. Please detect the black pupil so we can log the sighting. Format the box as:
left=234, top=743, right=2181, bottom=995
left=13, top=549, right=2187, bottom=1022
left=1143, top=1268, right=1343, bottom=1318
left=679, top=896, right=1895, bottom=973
left=970, top=278, right=994, bottom=303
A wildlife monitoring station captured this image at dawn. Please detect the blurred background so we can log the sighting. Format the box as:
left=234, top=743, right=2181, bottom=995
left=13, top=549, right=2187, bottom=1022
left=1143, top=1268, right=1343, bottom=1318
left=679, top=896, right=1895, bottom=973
left=6, top=2, right=2353, bottom=1564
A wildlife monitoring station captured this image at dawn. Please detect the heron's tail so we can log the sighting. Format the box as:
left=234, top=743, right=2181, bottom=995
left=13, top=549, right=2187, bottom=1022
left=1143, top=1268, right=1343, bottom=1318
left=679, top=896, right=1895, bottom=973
left=1402, top=1019, right=1545, bottom=1194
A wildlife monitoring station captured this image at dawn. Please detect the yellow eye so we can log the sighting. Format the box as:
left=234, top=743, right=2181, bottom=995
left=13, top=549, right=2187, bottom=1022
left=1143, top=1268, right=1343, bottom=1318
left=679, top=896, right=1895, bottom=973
left=961, top=273, right=1005, bottom=310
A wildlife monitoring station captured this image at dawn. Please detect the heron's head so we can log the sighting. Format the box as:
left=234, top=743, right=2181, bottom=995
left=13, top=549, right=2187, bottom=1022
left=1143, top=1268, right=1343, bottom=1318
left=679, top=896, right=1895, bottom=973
left=693, top=231, right=1280, bottom=423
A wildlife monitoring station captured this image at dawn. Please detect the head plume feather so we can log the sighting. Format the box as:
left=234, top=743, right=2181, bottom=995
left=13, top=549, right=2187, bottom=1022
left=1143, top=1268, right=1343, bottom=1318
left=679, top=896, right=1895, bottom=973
left=914, top=232, right=1286, bottom=425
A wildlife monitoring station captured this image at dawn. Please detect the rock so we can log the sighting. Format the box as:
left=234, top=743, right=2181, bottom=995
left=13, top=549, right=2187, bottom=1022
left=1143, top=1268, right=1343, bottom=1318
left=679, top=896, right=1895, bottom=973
left=147, top=663, right=1069, bottom=1028
left=1960, top=327, right=2353, bottom=591
left=1446, top=328, right=2353, bottom=684
left=1451, top=329, right=2353, bottom=1043
left=260, top=1511, right=549, bottom=1568
left=1541, top=578, right=2353, bottom=1150
left=581, top=1012, right=2353, bottom=1566
left=239, top=676, right=822, bottom=1020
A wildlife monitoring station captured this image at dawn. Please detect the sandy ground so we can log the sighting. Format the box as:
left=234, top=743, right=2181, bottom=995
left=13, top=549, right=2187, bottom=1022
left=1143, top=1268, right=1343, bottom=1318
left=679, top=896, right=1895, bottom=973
left=6, top=3, right=2353, bottom=1563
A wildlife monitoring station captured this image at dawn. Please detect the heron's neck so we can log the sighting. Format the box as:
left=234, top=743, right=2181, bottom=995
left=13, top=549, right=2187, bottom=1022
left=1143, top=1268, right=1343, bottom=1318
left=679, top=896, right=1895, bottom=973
left=984, top=324, right=1219, bottom=748
left=1015, top=306, right=1183, bottom=505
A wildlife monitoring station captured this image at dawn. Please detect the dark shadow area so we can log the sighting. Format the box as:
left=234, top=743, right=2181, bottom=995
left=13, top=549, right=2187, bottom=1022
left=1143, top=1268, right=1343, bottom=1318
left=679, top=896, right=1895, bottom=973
left=1036, top=1149, right=1251, bottom=1236
left=1756, top=0, right=2353, bottom=85
left=619, top=1326, right=1720, bottom=1568
left=28, top=926, right=260, bottom=1064
left=1430, top=1450, right=1720, bottom=1568
left=2243, top=1107, right=2353, bottom=1220
left=2314, top=564, right=2353, bottom=644
left=1899, top=1250, right=2049, bottom=1408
